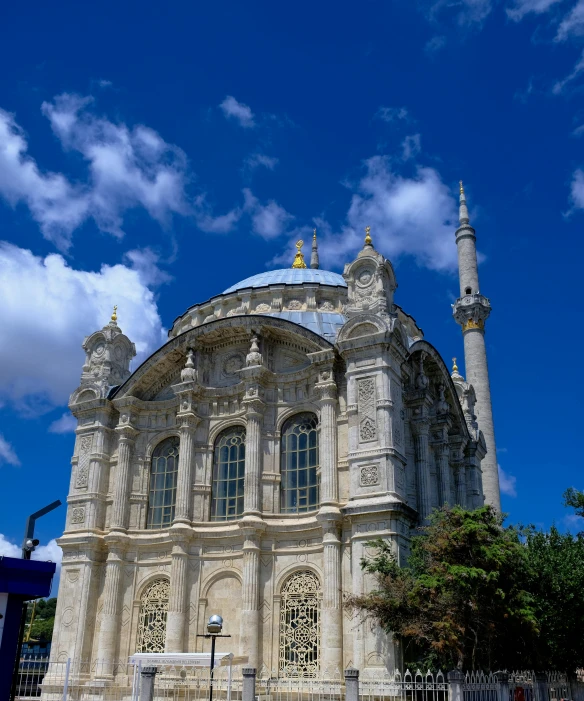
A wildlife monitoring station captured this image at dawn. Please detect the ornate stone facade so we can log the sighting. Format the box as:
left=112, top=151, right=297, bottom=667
left=50, top=226, right=496, bottom=682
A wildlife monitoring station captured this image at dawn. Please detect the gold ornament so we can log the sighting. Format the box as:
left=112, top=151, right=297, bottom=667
left=291, top=240, right=307, bottom=269
left=111, top=305, right=118, bottom=323
left=364, top=226, right=372, bottom=246
left=462, top=318, right=484, bottom=332
left=459, top=180, right=465, bottom=195
left=452, top=357, right=459, bottom=373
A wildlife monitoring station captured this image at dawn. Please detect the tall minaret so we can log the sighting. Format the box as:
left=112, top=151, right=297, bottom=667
left=452, top=182, right=501, bottom=511
left=310, top=228, right=320, bottom=269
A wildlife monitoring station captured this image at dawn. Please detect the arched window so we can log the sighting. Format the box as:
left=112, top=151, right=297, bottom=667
left=137, top=578, right=169, bottom=653
left=280, top=413, right=319, bottom=513
left=146, top=437, right=179, bottom=529
left=279, top=570, right=321, bottom=678
left=211, top=427, right=246, bottom=521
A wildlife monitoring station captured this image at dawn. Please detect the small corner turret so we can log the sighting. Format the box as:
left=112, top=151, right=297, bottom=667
left=70, top=306, right=136, bottom=405
left=342, top=226, right=397, bottom=318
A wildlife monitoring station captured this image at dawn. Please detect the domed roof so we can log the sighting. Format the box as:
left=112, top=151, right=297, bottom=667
left=223, top=268, right=347, bottom=294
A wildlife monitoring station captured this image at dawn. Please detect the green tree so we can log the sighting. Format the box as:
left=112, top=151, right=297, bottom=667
left=25, top=597, right=57, bottom=642
left=563, top=487, right=584, bottom=520
left=524, top=525, right=584, bottom=672
left=346, top=506, right=538, bottom=671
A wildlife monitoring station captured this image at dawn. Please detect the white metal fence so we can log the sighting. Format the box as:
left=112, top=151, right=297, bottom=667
left=11, top=657, right=584, bottom=701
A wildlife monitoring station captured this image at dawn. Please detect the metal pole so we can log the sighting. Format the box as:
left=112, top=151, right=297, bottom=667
left=62, top=658, right=71, bottom=701
left=21, top=500, right=62, bottom=559
left=209, top=633, right=217, bottom=701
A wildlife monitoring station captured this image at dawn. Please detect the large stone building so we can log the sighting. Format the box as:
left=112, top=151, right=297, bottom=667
left=49, top=184, right=500, bottom=682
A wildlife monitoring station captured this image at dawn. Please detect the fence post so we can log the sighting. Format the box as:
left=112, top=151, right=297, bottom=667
left=242, top=667, right=256, bottom=701
left=61, top=658, right=71, bottom=701
left=495, top=671, right=510, bottom=701
left=448, top=670, right=465, bottom=701
left=534, top=673, right=548, bottom=701
left=345, top=667, right=360, bottom=701
left=139, top=667, right=157, bottom=701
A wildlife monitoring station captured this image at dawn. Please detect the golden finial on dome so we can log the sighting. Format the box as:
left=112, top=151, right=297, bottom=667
left=452, top=357, right=459, bottom=373
left=111, top=305, right=118, bottom=324
left=364, top=225, right=372, bottom=246
left=291, top=240, right=307, bottom=269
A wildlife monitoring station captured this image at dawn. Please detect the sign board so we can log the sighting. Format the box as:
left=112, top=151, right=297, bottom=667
left=129, top=652, right=234, bottom=668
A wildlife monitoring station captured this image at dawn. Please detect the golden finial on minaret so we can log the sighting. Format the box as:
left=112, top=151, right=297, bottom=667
left=111, top=305, right=118, bottom=324
left=364, top=225, right=372, bottom=246
left=452, top=357, right=459, bottom=373
left=291, top=240, right=307, bottom=269
left=313, top=228, right=317, bottom=239
left=459, top=180, right=465, bottom=196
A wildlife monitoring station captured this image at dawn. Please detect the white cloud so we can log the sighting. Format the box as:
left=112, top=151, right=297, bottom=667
left=192, top=194, right=242, bottom=234
left=498, top=464, right=518, bottom=497
left=0, top=96, right=190, bottom=251
left=0, top=242, right=165, bottom=413
left=376, top=107, right=410, bottom=123
left=569, top=167, right=584, bottom=209
left=402, top=134, right=422, bottom=160
left=428, top=0, right=493, bottom=27
left=318, top=157, right=459, bottom=272
left=556, top=0, right=584, bottom=40
left=48, top=413, right=77, bottom=434
left=243, top=188, right=294, bottom=239
left=123, top=248, right=173, bottom=287
left=0, top=534, right=20, bottom=557
left=219, top=96, right=255, bottom=128
left=0, top=434, right=20, bottom=466
left=245, top=153, right=279, bottom=171
left=507, top=0, right=562, bottom=21
left=425, top=35, right=447, bottom=53
left=563, top=513, right=584, bottom=532
left=552, top=50, right=584, bottom=93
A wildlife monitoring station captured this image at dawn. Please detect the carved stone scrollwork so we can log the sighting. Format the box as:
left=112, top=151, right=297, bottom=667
left=357, top=377, right=377, bottom=442
left=246, top=334, right=263, bottom=367
left=360, top=464, right=379, bottom=487
left=71, top=507, right=85, bottom=524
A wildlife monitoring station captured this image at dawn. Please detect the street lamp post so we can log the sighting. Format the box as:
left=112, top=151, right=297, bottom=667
left=197, top=615, right=231, bottom=701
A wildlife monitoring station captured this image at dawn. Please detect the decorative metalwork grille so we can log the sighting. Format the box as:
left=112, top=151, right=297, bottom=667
left=279, top=570, right=321, bottom=678
left=211, top=427, right=246, bottom=521
left=136, top=578, right=170, bottom=653
left=146, top=437, right=179, bottom=529
left=280, top=413, right=319, bottom=513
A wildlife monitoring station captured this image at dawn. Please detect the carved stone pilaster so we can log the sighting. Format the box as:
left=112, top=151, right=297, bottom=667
left=166, top=531, right=190, bottom=653
left=110, top=421, right=138, bottom=532
left=239, top=524, right=264, bottom=667
left=242, top=394, right=265, bottom=516
left=314, top=376, right=339, bottom=509
left=411, top=418, right=431, bottom=522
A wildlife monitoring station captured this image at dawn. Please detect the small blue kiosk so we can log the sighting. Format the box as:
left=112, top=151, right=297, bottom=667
left=0, top=556, right=56, bottom=701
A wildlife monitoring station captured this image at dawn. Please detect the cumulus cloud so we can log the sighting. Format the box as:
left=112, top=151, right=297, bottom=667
left=427, top=0, right=493, bottom=27
left=243, top=188, right=294, bottom=239
left=0, top=242, right=165, bottom=413
left=376, top=107, right=410, bottom=123
left=556, top=0, right=584, bottom=40
left=48, top=413, right=77, bottom=434
left=563, top=513, right=584, bottom=532
left=498, top=464, right=518, bottom=497
left=0, top=434, right=20, bottom=466
left=318, top=157, right=459, bottom=272
left=402, top=134, right=422, bottom=160
left=219, top=96, right=256, bottom=128
left=245, top=153, right=279, bottom=171
left=0, top=96, right=190, bottom=251
left=568, top=167, right=584, bottom=210
left=507, top=0, right=562, bottom=21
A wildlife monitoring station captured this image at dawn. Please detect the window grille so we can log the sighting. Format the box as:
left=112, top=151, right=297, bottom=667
left=279, top=570, right=321, bottom=678
left=211, top=427, right=246, bottom=521
left=280, top=413, right=319, bottom=513
left=146, top=437, right=179, bottom=529
left=136, top=578, right=170, bottom=653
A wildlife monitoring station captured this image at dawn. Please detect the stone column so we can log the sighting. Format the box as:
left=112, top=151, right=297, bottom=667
left=455, top=465, right=467, bottom=508
left=243, top=398, right=265, bottom=516
left=110, top=422, right=137, bottom=532
left=240, top=528, right=262, bottom=666
left=174, top=415, right=198, bottom=525
left=95, top=539, right=127, bottom=679
left=165, top=534, right=189, bottom=653
left=243, top=667, right=257, bottom=701
left=320, top=519, right=343, bottom=675
left=315, top=375, right=338, bottom=507
left=139, top=667, right=158, bottom=701
left=345, top=668, right=360, bottom=701
left=435, top=442, right=452, bottom=507
left=412, top=420, right=431, bottom=522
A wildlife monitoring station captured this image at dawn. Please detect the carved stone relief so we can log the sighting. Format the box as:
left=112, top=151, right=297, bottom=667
left=76, top=435, right=92, bottom=488
left=360, top=464, right=379, bottom=487
left=71, top=507, right=85, bottom=524
left=358, top=377, right=377, bottom=442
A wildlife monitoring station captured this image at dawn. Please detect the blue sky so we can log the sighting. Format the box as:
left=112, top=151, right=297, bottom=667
left=0, top=0, right=583, bottom=571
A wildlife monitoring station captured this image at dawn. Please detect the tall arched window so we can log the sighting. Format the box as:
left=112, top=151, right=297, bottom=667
left=279, top=570, right=321, bottom=678
left=137, top=578, right=169, bottom=653
left=146, top=437, right=179, bottom=529
left=280, top=413, right=319, bottom=513
left=211, top=427, right=246, bottom=521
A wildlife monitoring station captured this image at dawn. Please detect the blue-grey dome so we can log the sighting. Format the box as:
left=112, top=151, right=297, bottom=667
left=223, top=268, right=347, bottom=294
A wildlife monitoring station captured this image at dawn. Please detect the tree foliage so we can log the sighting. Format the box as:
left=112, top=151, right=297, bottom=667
left=563, top=487, right=584, bottom=520
left=346, top=506, right=538, bottom=671
left=523, top=525, right=584, bottom=672
left=26, top=597, right=57, bottom=642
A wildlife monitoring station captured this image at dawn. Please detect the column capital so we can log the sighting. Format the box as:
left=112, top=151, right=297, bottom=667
left=314, top=379, right=337, bottom=403
left=177, top=412, right=199, bottom=431
left=115, top=421, right=138, bottom=442
left=169, top=525, right=191, bottom=550
left=411, top=416, right=430, bottom=437
left=243, top=395, right=265, bottom=417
